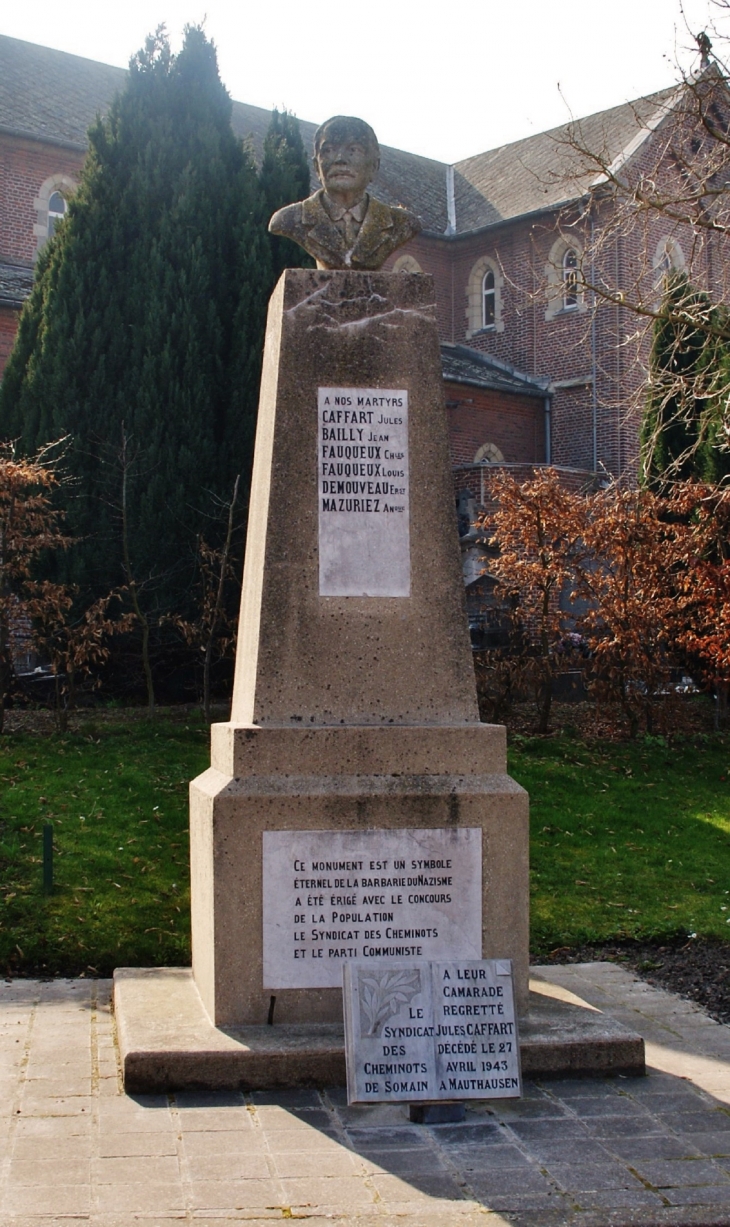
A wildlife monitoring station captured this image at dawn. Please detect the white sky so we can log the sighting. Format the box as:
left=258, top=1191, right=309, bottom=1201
left=3, top=0, right=730, bottom=163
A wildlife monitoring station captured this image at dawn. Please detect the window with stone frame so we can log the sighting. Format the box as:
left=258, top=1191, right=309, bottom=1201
left=482, top=269, right=496, bottom=328
left=562, top=247, right=579, bottom=310
left=474, top=442, right=505, bottom=464
left=466, top=256, right=503, bottom=336
left=653, top=236, right=685, bottom=287
left=34, top=175, right=77, bottom=257
left=545, top=236, right=585, bottom=319
left=392, top=254, right=423, bottom=274
left=47, top=191, right=67, bottom=237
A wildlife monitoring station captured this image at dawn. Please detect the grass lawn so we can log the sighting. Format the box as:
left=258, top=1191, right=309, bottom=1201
left=1, top=714, right=729, bottom=975
left=509, top=730, right=730, bottom=957
left=0, top=715, right=208, bottom=976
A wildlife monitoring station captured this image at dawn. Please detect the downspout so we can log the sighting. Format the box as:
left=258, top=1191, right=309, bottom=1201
left=544, top=393, right=552, bottom=464
left=446, top=166, right=456, bottom=342
left=445, top=166, right=456, bottom=235
left=590, top=210, right=598, bottom=473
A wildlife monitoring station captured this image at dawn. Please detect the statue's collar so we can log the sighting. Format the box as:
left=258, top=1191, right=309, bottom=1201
left=320, top=191, right=369, bottom=223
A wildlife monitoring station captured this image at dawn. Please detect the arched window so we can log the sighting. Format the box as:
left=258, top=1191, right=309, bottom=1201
left=466, top=256, right=503, bottom=335
left=482, top=268, right=496, bottom=329
left=653, top=236, right=685, bottom=286
left=473, top=442, right=505, bottom=464
left=392, top=254, right=423, bottom=274
left=545, top=237, right=585, bottom=319
left=47, top=191, right=67, bottom=237
left=33, top=174, right=78, bottom=256
left=563, top=248, right=579, bottom=310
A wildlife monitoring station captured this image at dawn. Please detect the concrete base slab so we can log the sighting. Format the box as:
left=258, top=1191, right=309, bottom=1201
left=114, top=967, right=645, bottom=1094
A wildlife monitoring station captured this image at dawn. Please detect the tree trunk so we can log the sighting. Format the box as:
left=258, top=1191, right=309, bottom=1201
left=535, top=668, right=552, bottom=734
left=120, top=426, right=155, bottom=716
left=202, top=474, right=239, bottom=724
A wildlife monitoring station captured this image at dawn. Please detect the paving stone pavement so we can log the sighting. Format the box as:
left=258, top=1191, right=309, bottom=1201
left=4, top=964, right=730, bottom=1226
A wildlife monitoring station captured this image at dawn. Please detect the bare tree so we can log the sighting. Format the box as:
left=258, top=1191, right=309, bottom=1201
left=167, top=475, right=241, bottom=723
left=550, top=22, right=730, bottom=482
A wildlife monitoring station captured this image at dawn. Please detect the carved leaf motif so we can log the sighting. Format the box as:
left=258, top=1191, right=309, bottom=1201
left=358, top=969, right=422, bottom=1036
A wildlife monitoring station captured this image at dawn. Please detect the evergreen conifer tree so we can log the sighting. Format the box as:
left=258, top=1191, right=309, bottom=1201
left=259, top=109, right=314, bottom=281
left=0, top=27, right=271, bottom=624
left=641, top=274, right=730, bottom=485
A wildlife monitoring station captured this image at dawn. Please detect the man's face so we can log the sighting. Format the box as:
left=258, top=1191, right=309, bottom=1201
left=316, top=128, right=378, bottom=201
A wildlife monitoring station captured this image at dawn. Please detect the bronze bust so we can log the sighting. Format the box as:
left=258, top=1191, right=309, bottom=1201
left=268, top=115, right=421, bottom=271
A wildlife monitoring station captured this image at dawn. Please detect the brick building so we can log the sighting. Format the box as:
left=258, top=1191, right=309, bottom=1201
left=0, top=36, right=717, bottom=530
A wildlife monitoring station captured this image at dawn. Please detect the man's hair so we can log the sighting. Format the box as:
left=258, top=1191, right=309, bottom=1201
left=313, top=116, right=380, bottom=163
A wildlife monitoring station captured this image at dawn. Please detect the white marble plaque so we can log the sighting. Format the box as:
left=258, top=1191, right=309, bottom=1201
left=318, top=387, right=410, bottom=596
left=343, top=959, right=521, bottom=1104
left=262, top=828, right=481, bottom=989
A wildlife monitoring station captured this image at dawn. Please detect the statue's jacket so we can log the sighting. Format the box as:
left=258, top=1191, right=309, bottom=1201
left=269, top=189, right=421, bottom=271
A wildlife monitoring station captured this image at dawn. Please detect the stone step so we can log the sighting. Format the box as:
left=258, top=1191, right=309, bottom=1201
left=114, top=967, right=645, bottom=1094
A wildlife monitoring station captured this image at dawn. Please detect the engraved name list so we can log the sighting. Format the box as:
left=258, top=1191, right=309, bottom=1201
left=318, top=387, right=410, bottom=596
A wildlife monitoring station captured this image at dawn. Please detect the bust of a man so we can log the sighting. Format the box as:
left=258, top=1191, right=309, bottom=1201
left=268, top=115, right=421, bottom=271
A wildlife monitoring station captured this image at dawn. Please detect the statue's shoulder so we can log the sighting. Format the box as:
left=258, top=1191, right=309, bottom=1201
left=268, top=200, right=304, bottom=238
left=369, top=196, right=422, bottom=239
left=269, top=192, right=324, bottom=238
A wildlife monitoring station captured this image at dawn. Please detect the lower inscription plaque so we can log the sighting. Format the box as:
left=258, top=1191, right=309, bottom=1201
left=343, top=959, right=521, bottom=1104
left=262, top=828, right=482, bottom=990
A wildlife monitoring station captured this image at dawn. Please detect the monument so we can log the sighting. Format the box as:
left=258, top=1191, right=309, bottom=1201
left=188, top=113, right=529, bottom=1029
left=113, top=116, right=645, bottom=1091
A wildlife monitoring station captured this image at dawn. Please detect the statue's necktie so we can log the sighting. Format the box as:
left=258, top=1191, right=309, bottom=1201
left=343, top=212, right=359, bottom=250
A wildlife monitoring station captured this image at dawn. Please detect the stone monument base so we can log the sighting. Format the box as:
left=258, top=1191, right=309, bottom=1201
left=191, top=722, right=530, bottom=1025
left=114, top=967, right=645, bottom=1094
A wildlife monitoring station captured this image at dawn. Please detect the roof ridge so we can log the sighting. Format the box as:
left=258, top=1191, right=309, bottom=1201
left=0, top=32, right=128, bottom=74
left=454, top=84, right=678, bottom=169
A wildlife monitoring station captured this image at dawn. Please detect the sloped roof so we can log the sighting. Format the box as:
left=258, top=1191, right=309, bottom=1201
left=0, top=36, right=125, bottom=149
left=0, top=34, right=679, bottom=236
left=0, top=35, right=452, bottom=232
left=441, top=343, right=549, bottom=397
left=453, top=89, right=678, bottom=229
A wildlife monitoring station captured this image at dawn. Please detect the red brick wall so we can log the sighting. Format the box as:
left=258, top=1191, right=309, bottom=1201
left=453, top=462, right=596, bottom=521
left=445, top=383, right=545, bottom=465
left=407, top=151, right=724, bottom=483
left=383, top=233, right=454, bottom=340
left=0, top=131, right=84, bottom=265
left=0, top=130, right=85, bottom=379
left=1, top=103, right=724, bottom=486
left=0, top=306, right=18, bottom=373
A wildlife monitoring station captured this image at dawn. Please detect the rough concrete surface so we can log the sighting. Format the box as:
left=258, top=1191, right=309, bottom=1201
left=5, top=963, right=730, bottom=1225
left=189, top=744, right=530, bottom=1026
left=113, top=966, right=645, bottom=1093
left=230, top=269, right=478, bottom=729
left=189, top=269, right=531, bottom=1030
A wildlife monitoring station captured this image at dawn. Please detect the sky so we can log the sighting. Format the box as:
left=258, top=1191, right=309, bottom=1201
left=3, top=0, right=730, bottom=163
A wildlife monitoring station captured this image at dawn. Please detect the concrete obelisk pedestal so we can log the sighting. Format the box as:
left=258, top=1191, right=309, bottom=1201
left=190, top=269, right=529, bottom=1027
left=113, top=270, right=645, bottom=1089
